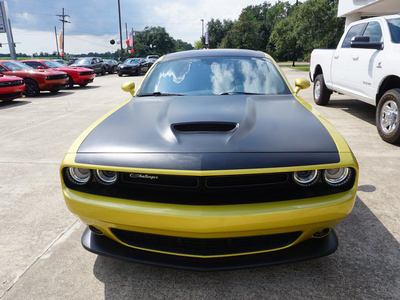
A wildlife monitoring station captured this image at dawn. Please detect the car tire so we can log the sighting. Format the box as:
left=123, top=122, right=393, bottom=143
left=313, top=74, right=331, bottom=106
left=50, top=89, right=60, bottom=94
left=109, top=68, right=114, bottom=74
left=118, top=72, right=122, bottom=77
left=23, top=78, right=40, bottom=97
left=79, top=84, right=88, bottom=87
left=101, top=68, right=106, bottom=75
left=376, top=89, right=400, bottom=144
left=67, top=76, right=74, bottom=89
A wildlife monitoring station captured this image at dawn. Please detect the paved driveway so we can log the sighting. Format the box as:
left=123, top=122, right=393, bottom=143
left=0, top=69, right=399, bottom=300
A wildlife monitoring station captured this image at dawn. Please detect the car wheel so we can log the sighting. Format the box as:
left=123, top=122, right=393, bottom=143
left=101, top=68, right=106, bottom=75
left=109, top=67, right=114, bottom=74
left=67, top=76, right=74, bottom=89
left=376, top=89, right=400, bottom=144
left=118, top=72, right=122, bottom=77
left=23, top=78, right=40, bottom=97
left=50, top=89, right=60, bottom=94
left=79, top=84, right=88, bottom=87
left=313, top=74, right=331, bottom=106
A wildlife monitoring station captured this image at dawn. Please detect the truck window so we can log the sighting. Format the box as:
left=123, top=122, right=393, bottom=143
left=387, top=18, right=400, bottom=43
left=363, top=22, right=382, bottom=42
left=342, top=24, right=365, bottom=48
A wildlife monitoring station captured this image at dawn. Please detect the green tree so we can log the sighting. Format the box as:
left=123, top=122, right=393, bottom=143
left=134, top=26, right=176, bottom=57
left=175, top=39, right=193, bottom=51
left=194, top=40, right=203, bottom=49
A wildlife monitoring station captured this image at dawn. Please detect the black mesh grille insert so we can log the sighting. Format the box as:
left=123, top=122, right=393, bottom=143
left=111, top=229, right=302, bottom=256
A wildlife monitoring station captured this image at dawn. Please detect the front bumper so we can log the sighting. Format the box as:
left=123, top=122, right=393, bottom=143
left=82, top=227, right=338, bottom=271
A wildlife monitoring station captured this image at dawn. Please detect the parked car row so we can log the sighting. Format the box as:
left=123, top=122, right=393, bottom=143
left=0, top=56, right=154, bottom=102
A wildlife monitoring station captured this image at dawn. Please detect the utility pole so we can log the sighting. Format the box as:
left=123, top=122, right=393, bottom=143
left=118, top=0, right=124, bottom=58
left=56, top=8, right=70, bottom=58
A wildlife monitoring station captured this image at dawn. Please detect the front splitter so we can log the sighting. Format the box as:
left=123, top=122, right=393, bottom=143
left=81, top=228, right=338, bottom=271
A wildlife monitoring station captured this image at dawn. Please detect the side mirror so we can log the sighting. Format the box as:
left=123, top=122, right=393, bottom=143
left=351, top=36, right=383, bottom=50
left=121, top=81, right=136, bottom=96
left=294, top=78, right=310, bottom=95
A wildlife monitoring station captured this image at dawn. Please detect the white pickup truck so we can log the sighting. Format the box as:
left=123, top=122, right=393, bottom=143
left=309, top=14, right=400, bottom=144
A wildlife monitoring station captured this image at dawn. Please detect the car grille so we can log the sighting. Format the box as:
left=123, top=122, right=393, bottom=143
left=0, top=81, right=24, bottom=87
left=79, top=71, right=94, bottom=75
left=111, top=229, right=302, bottom=256
left=63, top=169, right=356, bottom=205
left=0, top=91, right=22, bottom=99
left=47, top=74, right=68, bottom=80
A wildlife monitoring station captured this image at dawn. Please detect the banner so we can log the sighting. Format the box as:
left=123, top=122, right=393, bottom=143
left=59, top=29, right=63, bottom=51
left=205, top=25, right=209, bottom=45
left=129, top=28, right=134, bottom=47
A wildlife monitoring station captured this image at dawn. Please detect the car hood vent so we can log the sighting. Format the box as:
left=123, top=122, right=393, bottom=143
left=172, top=122, right=238, bottom=133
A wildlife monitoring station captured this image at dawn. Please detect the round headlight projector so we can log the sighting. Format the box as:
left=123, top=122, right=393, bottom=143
left=67, top=167, right=92, bottom=185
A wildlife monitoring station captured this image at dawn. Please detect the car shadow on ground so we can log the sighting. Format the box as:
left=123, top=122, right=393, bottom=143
left=325, top=98, right=376, bottom=127
left=0, top=99, right=31, bottom=109
left=92, top=196, right=400, bottom=300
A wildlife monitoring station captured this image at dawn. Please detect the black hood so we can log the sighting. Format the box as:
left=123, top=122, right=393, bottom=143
left=75, top=95, right=340, bottom=170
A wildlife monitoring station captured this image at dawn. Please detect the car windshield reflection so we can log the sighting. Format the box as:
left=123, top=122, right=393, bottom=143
left=137, top=56, right=290, bottom=96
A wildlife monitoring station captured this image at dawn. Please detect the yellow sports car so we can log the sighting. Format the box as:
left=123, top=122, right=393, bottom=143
left=60, top=49, right=358, bottom=271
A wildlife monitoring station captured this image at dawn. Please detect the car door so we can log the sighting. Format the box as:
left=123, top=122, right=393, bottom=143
left=353, top=21, right=384, bottom=103
left=331, top=23, right=366, bottom=96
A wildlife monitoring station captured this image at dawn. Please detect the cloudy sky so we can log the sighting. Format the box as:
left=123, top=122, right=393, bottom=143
left=2, top=0, right=296, bottom=56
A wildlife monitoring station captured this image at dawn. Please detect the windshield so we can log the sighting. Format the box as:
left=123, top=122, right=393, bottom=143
left=75, top=58, right=91, bottom=64
left=43, top=61, right=64, bottom=68
left=137, top=56, right=290, bottom=96
left=388, top=18, right=400, bottom=43
left=125, top=59, right=140, bottom=64
left=2, top=61, right=33, bottom=71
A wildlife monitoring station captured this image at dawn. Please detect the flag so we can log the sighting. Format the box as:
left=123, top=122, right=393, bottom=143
left=59, top=29, right=63, bottom=51
left=205, top=25, right=209, bottom=45
left=129, top=28, right=134, bottom=47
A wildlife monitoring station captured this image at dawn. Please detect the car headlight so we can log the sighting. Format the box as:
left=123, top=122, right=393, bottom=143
left=66, top=167, right=92, bottom=185
left=323, top=168, right=352, bottom=186
left=94, top=170, right=118, bottom=185
left=293, top=170, right=320, bottom=187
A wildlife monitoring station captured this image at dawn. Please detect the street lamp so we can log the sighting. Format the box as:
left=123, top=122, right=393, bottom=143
left=118, top=0, right=124, bottom=58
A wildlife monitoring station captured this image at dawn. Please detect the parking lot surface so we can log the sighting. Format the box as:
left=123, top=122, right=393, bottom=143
left=0, top=69, right=399, bottom=300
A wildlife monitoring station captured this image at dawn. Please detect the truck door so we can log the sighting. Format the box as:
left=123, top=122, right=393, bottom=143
left=354, top=21, right=384, bottom=104
left=331, top=23, right=366, bottom=96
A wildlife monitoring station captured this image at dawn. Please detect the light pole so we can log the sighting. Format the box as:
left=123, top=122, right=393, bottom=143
left=118, top=0, right=123, bottom=58
left=200, top=19, right=204, bottom=39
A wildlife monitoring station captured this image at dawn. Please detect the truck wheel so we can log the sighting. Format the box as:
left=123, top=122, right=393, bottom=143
left=23, top=78, right=40, bottom=97
left=313, top=74, right=331, bottom=106
left=376, top=89, right=400, bottom=144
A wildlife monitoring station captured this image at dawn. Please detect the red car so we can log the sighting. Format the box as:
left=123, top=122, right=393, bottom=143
left=0, top=74, right=25, bottom=102
left=22, top=59, right=95, bottom=88
left=0, top=60, right=68, bottom=97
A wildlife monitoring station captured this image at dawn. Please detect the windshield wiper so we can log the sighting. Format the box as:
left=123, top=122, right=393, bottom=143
left=137, top=92, right=185, bottom=97
left=219, top=92, right=265, bottom=95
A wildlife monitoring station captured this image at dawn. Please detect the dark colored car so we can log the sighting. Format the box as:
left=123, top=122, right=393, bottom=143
left=67, top=58, right=79, bottom=66
left=61, top=49, right=358, bottom=271
left=117, top=58, right=152, bottom=76
left=0, top=60, right=68, bottom=97
left=70, top=57, right=106, bottom=75
left=0, top=74, right=25, bottom=102
left=22, top=59, right=95, bottom=88
left=103, top=59, right=118, bottom=74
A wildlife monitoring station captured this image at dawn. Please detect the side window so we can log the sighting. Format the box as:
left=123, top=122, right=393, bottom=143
left=363, top=21, right=383, bottom=42
left=25, top=62, right=43, bottom=69
left=0, top=65, right=6, bottom=72
left=342, top=24, right=365, bottom=48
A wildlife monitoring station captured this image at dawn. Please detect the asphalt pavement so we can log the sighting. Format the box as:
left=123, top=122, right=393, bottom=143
left=0, top=68, right=399, bottom=300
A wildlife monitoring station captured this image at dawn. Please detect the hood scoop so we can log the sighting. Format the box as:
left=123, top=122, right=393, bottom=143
left=172, top=122, right=238, bottom=133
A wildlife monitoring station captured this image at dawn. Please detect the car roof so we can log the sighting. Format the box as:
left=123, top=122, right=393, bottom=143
left=161, top=49, right=267, bottom=62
